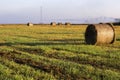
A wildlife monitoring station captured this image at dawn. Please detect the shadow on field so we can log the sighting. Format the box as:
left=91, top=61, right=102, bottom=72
left=0, top=39, right=85, bottom=46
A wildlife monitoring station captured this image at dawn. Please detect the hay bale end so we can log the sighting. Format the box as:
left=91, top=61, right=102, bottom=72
left=85, top=23, right=115, bottom=45
left=27, top=23, right=33, bottom=26
left=50, top=22, right=56, bottom=26
left=65, top=22, right=71, bottom=26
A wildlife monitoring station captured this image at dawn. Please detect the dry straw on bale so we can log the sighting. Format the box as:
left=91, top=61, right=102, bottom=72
left=51, top=22, right=56, bottom=26
left=85, top=23, right=115, bottom=45
left=27, top=23, right=33, bottom=26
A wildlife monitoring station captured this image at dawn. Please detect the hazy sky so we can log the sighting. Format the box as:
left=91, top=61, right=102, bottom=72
left=0, top=0, right=120, bottom=23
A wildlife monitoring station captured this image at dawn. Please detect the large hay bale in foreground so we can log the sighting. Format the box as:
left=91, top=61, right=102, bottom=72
left=51, top=22, right=56, bottom=26
left=27, top=23, right=33, bottom=26
left=85, top=23, right=115, bottom=45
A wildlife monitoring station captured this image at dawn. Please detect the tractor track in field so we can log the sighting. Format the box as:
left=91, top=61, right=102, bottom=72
left=0, top=51, right=88, bottom=80
left=10, top=47, right=120, bottom=73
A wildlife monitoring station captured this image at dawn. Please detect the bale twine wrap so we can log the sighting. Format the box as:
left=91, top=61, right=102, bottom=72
left=85, top=23, right=115, bottom=45
left=51, top=22, right=56, bottom=26
left=27, top=23, right=33, bottom=26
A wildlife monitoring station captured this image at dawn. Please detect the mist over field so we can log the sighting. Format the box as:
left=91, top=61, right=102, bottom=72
left=0, top=0, right=120, bottom=24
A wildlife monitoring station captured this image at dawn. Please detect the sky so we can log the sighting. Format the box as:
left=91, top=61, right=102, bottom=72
left=0, top=0, right=120, bottom=24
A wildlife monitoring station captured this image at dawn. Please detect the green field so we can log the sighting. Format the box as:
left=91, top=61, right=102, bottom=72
left=0, top=24, right=120, bottom=80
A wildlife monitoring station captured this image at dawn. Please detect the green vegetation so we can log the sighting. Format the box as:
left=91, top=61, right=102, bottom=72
left=0, top=24, right=120, bottom=80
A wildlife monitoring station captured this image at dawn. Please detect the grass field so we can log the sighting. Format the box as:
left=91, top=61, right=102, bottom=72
left=0, top=24, right=120, bottom=80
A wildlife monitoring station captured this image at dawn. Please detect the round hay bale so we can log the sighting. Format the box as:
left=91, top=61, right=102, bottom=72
left=85, top=23, right=115, bottom=45
left=58, top=22, right=62, bottom=25
left=65, top=22, right=71, bottom=26
left=51, top=22, right=56, bottom=26
left=27, top=23, right=33, bottom=26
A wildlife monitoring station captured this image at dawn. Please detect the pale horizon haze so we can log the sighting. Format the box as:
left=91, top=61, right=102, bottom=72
left=0, top=0, right=120, bottom=24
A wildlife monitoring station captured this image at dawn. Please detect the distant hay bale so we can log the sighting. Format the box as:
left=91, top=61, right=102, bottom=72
left=85, top=23, right=115, bottom=45
left=65, top=22, right=71, bottom=26
left=58, top=22, right=62, bottom=25
left=99, top=23, right=114, bottom=26
left=27, top=23, right=33, bottom=26
left=99, top=23, right=104, bottom=24
left=50, top=22, right=56, bottom=26
left=113, top=22, right=120, bottom=26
